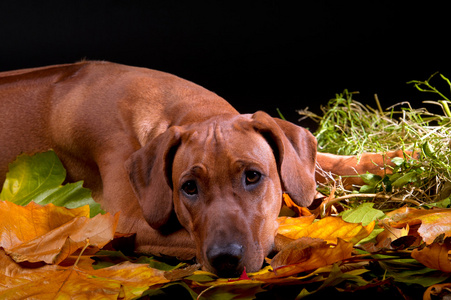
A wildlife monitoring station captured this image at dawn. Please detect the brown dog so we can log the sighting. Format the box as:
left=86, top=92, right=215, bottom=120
left=0, top=61, right=400, bottom=277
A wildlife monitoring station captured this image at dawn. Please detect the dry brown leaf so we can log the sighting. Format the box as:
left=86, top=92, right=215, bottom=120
left=387, top=206, right=451, bottom=244
left=0, top=201, right=119, bottom=264
left=271, top=237, right=326, bottom=268
left=411, top=237, right=451, bottom=272
left=424, top=282, right=451, bottom=300
left=375, top=223, right=410, bottom=248
left=255, top=238, right=353, bottom=279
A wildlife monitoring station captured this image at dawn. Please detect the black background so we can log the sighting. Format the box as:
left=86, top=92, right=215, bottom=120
left=1, top=1, right=449, bottom=129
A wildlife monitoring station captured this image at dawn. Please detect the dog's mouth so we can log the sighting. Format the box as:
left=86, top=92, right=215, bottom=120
left=201, top=242, right=266, bottom=278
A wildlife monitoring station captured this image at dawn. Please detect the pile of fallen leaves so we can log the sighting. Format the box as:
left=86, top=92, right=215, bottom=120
left=1, top=151, right=451, bottom=299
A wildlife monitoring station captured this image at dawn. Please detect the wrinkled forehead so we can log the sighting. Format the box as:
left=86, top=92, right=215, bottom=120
left=174, top=115, right=275, bottom=169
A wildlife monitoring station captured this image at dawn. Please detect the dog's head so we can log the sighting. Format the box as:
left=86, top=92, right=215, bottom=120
left=126, top=111, right=317, bottom=277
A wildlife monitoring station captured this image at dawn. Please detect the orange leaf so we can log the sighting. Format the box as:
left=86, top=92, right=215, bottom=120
left=271, top=237, right=326, bottom=268
left=282, top=193, right=312, bottom=216
left=375, top=223, right=410, bottom=248
left=0, top=201, right=119, bottom=264
left=0, top=201, right=89, bottom=245
left=277, top=216, right=374, bottom=245
left=256, top=238, right=353, bottom=279
left=387, top=206, right=451, bottom=244
left=411, top=238, right=451, bottom=272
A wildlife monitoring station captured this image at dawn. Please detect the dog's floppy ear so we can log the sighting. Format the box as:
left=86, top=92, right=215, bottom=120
left=251, top=111, right=317, bottom=207
left=125, top=126, right=181, bottom=230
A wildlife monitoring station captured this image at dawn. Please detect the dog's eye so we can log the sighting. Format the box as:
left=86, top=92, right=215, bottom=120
left=181, top=180, right=198, bottom=195
left=245, top=170, right=261, bottom=185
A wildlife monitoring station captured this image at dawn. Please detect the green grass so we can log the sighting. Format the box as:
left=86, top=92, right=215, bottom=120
left=299, top=73, right=451, bottom=209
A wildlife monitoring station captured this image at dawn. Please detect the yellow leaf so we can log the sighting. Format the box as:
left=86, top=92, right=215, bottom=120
left=0, top=250, right=168, bottom=299
left=0, top=201, right=118, bottom=264
left=277, top=215, right=315, bottom=237
left=0, top=201, right=89, bottom=246
left=278, top=216, right=374, bottom=245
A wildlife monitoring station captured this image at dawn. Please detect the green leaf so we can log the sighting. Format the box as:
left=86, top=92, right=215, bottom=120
left=422, top=141, right=437, bottom=159
left=140, top=282, right=199, bottom=300
left=359, top=184, right=375, bottom=193
left=359, top=173, right=382, bottom=185
left=391, top=171, right=419, bottom=187
left=295, top=264, right=369, bottom=299
left=0, top=151, right=65, bottom=205
left=135, top=256, right=186, bottom=271
left=91, top=250, right=133, bottom=270
left=427, top=197, right=451, bottom=209
left=359, top=173, right=383, bottom=193
left=378, top=259, right=448, bottom=287
left=391, top=156, right=405, bottom=167
left=318, top=264, right=368, bottom=289
left=0, top=151, right=103, bottom=217
left=341, top=203, right=386, bottom=226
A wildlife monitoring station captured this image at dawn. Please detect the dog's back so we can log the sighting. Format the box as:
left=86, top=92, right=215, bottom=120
left=0, top=61, right=236, bottom=190
left=0, top=63, right=85, bottom=181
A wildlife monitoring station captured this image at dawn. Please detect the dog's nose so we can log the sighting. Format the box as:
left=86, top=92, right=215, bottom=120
left=206, top=243, right=244, bottom=277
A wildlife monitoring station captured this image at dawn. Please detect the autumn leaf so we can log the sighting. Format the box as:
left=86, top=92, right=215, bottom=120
left=411, top=237, right=451, bottom=272
left=373, top=222, right=410, bottom=250
left=2, top=152, right=450, bottom=298
left=276, top=215, right=315, bottom=237
left=282, top=193, right=313, bottom=216
left=424, top=283, right=451, bottom=300
left=277, top=216, right=374, bottom=245
left=271, top=237, right=325, bottom=268
left=387, top=206, right=451, bottom=244
left=255, top=238, right=353, bottom=279
left=0, top=250, right=168, bottom=299
left=0, top=201, right=169, bottom=299
left=0, top=201, right=118, bottom=264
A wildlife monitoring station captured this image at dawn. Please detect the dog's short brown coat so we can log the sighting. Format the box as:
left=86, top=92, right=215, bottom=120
left=0, top=61, right=401, bottom=276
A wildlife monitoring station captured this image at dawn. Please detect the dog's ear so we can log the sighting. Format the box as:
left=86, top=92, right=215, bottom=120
left=125, top=126, right=181, bottom=230
left=251, top=111, right=317, bottom=207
